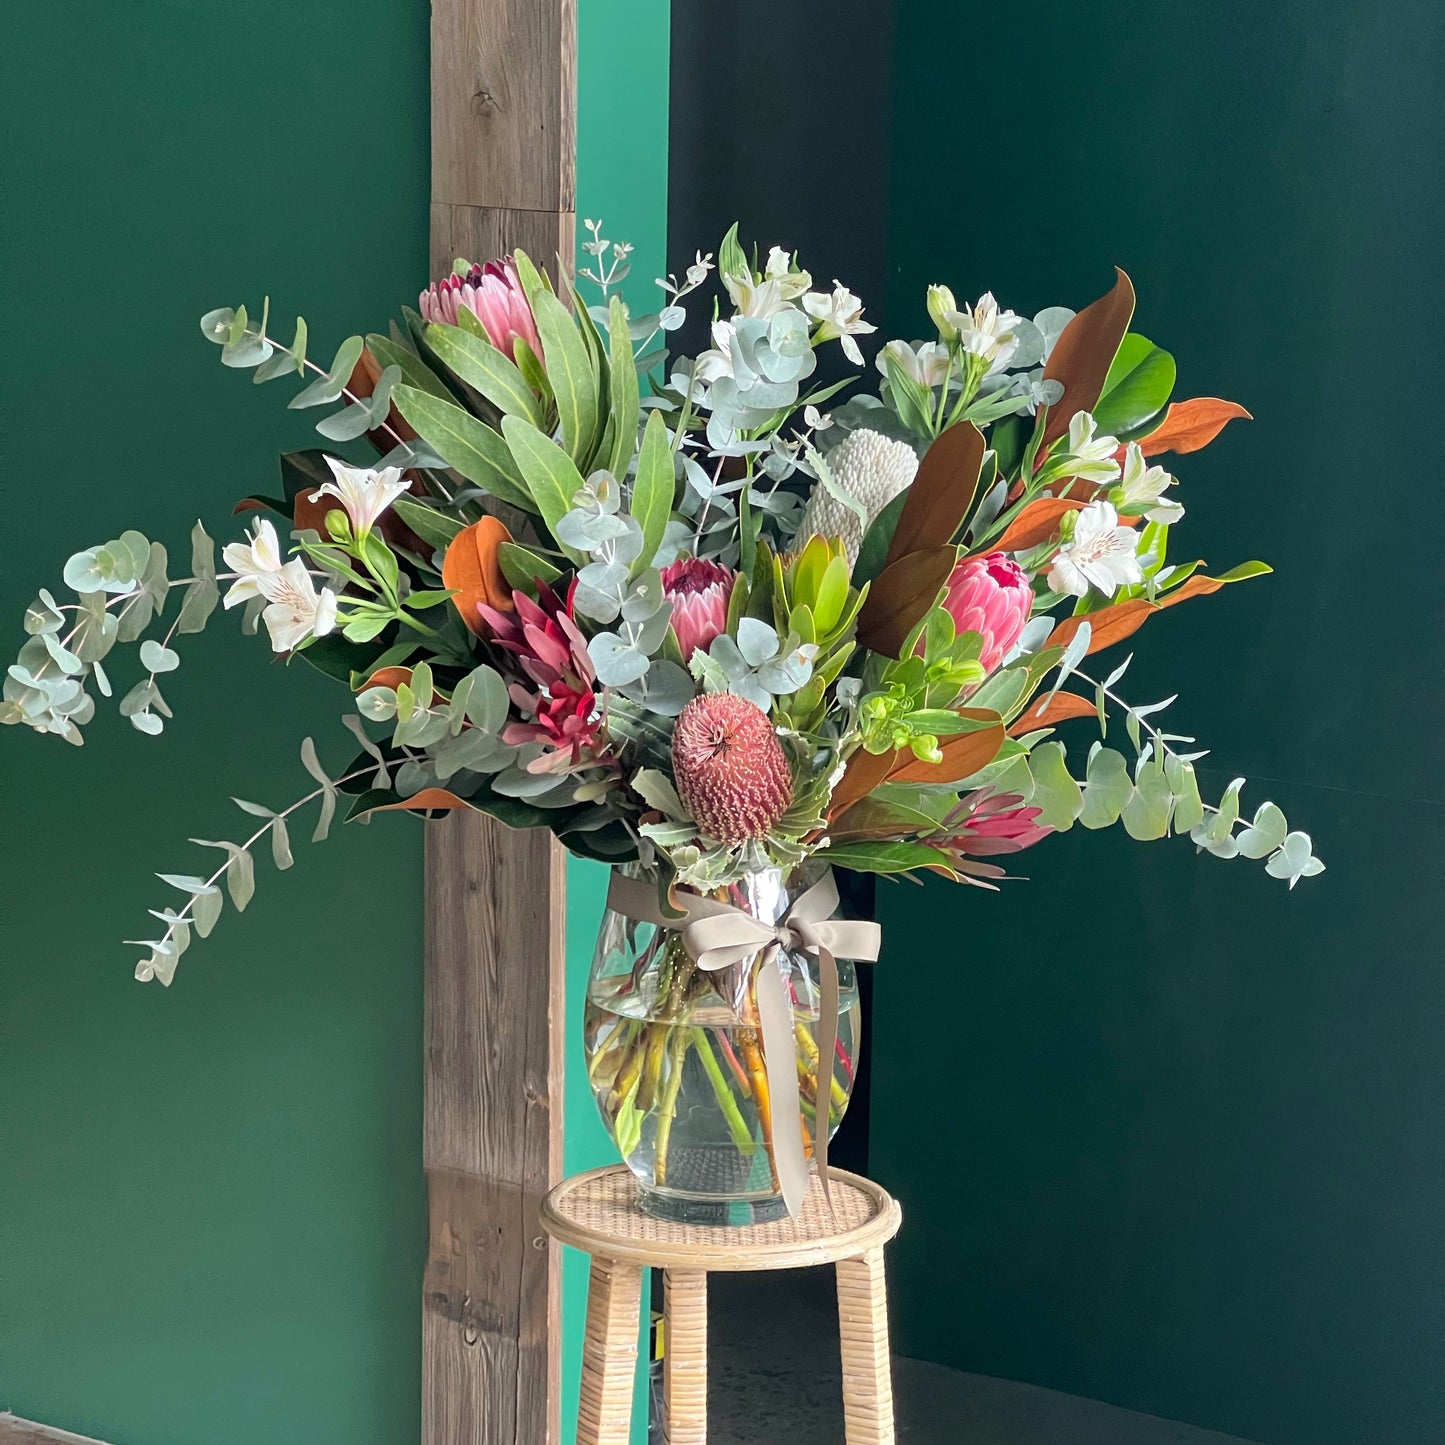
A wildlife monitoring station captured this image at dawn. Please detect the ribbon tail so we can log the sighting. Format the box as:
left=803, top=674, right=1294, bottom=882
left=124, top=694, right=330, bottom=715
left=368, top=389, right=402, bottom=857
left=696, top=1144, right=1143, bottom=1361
left=813, top=943, right=839, bottom=1209
left=755, top=956, right=809, bottom=1218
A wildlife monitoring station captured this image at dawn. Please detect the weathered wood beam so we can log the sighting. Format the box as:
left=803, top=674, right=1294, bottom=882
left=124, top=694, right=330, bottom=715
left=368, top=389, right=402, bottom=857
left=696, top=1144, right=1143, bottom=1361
left=0, top=1417, right=114, bottom=1445
left=424, top=1, right=577, bottom=1443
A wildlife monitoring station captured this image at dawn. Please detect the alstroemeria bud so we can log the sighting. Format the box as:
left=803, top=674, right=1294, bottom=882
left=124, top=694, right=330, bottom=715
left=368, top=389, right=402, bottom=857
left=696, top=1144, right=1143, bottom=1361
left=943, top=552, right=1033, bottom=674
left=927, top=284, right=959, bottom=342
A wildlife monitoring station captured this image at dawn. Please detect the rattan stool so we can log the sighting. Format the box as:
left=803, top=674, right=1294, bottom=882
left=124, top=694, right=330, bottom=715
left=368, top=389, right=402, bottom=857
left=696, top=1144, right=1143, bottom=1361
left=540, top=1164, right=903, bottom=1444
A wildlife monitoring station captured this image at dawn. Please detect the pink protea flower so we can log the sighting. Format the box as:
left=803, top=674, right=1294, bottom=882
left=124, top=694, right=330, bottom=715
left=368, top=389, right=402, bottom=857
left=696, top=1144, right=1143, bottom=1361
left=944, top=791, right=1051, bottom=856
left=671, top=693, right=793, bottom=843
left=479, top=579, right=607, bottom=774
left=943, top=552, right=1033, bottom=673
left=419, top=256, right=544, bottom=365
left=661, top=558, right=736, bottom=660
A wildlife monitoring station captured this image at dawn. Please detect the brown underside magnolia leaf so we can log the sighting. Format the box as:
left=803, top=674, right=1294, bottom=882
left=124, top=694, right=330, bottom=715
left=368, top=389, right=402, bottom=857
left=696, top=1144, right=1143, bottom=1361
left=884, top=421, right=986, bottom=566
left=442, top=516, right=514, bottom=634
left=1046, top=569, right=1265, bottom=656
left=1040, top=268, right=1136, bottom=448
left=886, top=709, right=1006, bottom=785
left=357, top=787, right=475, bottom=816
left=1007, top=690, right=1096, bottom=736
left=1139, top=397, right=1252, bottom=456
left=827, top=746, right=900, bottom=823
left=855, top=547, right=956, bottom=658
left=989, top=497, right=1091, bottom=554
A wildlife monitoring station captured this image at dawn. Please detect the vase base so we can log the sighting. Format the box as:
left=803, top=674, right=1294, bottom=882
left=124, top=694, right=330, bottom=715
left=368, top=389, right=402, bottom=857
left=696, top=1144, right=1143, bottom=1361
left=637, top=1184, right=789, bottom=1227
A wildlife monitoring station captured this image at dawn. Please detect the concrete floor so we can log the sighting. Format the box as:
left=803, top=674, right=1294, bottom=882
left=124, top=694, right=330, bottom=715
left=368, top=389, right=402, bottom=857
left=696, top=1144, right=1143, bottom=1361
left=701, top=1269, right=1261, bottom=1445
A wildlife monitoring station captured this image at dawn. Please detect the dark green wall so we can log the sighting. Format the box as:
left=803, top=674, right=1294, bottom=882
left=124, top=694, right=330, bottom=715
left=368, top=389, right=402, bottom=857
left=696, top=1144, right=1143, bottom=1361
left=0, top=4, right=430, bottom=1440
left=872, top=5, right=1445, bottom=1445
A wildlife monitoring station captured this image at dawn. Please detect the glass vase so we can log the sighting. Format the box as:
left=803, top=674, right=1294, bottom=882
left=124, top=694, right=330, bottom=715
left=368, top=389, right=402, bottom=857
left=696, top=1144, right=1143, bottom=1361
left=583, top=863, right=861, bottom=1225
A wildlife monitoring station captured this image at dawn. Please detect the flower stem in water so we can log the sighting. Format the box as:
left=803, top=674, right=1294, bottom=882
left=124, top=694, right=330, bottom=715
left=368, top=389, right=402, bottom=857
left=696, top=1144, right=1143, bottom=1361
left=691, top=1027, right=756, bottom=1156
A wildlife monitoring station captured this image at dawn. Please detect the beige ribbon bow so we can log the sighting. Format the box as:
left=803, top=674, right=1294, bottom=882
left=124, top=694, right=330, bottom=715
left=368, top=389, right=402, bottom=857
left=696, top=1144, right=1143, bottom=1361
left=606, top=869, right=881, bottom=1217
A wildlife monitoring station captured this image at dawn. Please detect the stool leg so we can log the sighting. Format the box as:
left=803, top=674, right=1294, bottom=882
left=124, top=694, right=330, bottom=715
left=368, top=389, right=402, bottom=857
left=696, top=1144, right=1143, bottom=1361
left=577, top=1255, right=643, bottom=1445
left=836, top=1247, right=896, bottom=1445
left=663, top=1268, right=708, bottom=1443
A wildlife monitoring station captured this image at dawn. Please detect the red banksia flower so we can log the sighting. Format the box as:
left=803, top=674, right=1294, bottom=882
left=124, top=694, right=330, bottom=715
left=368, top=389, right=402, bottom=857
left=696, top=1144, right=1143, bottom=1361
left=671, top=693, right=793, bottom=843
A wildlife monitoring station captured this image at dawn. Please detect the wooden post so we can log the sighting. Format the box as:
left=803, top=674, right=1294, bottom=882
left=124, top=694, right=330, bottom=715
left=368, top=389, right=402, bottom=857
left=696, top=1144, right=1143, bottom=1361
left=424, top=3, right=576, bottom=1443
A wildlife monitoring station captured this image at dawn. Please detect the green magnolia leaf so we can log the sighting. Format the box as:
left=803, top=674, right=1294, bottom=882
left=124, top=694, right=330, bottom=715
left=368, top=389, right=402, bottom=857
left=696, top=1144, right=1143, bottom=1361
left=390, top=384, right=535, bottom=512
left=853, top=491, right=909, bottom=588
left=513, top=250, right=599, bottom=466
left=500, top=415, right=588, bottom=564
left=424, top=321, right=543, bottom=426
left=629, top=411, right=673, bottom=578
left=1093, top=333, right=1176, bottom=439
left=607, top=295, right=641, bottom=477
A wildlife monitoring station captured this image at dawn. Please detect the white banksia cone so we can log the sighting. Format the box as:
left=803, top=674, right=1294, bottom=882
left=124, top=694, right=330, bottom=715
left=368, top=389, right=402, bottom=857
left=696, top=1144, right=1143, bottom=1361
left=797, top=428, right=919, bottom=566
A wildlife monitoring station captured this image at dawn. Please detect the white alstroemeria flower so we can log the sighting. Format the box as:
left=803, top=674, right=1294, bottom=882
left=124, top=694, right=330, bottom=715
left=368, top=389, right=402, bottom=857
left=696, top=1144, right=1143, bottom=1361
left=220, top=518, right=285, bottom=609
left=877, top=338, right=951, bottom=388
left=692, top=319, right=738, bottom=385
left=1114, top=442, right=1183, bottom=523
left=258, top=558, right=339, bottom=653
left=764, top=246, right=813, bottom=299
left=803, top=282, right=877, bottom=365
left=723, top=271, right=790, bottom=319
left=1048, top=500, right=1143, bottom=598
left=309, top=458, right=410, bottom=538
left=941, top=292, right=1022, bottom=373
left=1060, top=412, right=1124, bottom=484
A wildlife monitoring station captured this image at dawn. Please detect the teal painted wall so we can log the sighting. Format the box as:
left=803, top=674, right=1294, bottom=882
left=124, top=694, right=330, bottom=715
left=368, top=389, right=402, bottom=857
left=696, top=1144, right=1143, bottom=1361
left=871, top=5, right=1445, bottom=1445
left=0, top=3, right=429, bottom=1442
left=1, top=2, right=667, bottom=1442
left=565, top=5, right=671, bottom=1439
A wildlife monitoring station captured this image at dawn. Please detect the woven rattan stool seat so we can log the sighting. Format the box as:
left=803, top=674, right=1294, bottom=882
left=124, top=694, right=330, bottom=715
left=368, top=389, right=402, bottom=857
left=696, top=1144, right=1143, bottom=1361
left=541, top=1164, right=902, bottom=1271
left=542, top=1164, right=903, bottom=1444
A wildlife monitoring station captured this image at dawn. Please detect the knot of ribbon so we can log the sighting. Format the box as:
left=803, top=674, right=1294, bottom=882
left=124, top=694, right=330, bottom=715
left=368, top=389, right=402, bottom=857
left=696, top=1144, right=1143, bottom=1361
left=606, top=868, right=881, bottom=1217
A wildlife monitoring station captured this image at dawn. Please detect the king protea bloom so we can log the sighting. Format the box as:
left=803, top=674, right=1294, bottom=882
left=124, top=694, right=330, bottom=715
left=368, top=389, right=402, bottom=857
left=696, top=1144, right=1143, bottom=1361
left=661, top=558, right=736, bottom=660
left=419, top=257, right=544, bottom=364
left=943, top=552, right=1034, bottom=673
left=1048, top=500, right=1142, bottom=598
left=308, top=457, right=410, bottom=539
left=479, top=580, right=608, bottom=773
left=671, top=692, right=793, bottom=843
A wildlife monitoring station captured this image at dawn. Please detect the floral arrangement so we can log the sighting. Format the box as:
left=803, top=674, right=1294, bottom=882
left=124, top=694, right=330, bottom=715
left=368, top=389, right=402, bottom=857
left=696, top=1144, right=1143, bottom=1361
left=4, top=223, right=1323, bottom=1000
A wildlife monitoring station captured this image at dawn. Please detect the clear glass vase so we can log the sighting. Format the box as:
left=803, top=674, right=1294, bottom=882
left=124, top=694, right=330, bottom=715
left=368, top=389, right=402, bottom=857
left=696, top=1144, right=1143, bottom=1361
left=583, top=863, right=861, bottom=1225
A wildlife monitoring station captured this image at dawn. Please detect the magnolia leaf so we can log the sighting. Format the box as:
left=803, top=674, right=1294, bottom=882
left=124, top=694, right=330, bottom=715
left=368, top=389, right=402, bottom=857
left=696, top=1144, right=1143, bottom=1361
left=1040, top=268, right=1136, bottom=447
left=817, top=840, right=949, bottom=876
left=1092, top=333, right=1177, bottom=439
left=855, top=547, right=955, bottom=659
left=883, top=422, right=985, bottom=567
left=1139, top=397, right=1252, bottom=457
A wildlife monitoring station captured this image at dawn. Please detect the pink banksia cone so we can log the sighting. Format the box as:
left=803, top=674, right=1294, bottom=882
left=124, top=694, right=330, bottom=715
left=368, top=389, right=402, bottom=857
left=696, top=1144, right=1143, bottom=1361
left=943, top=551, right=1033, bottom=674
left=671, top=693, right=794, bottom=843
